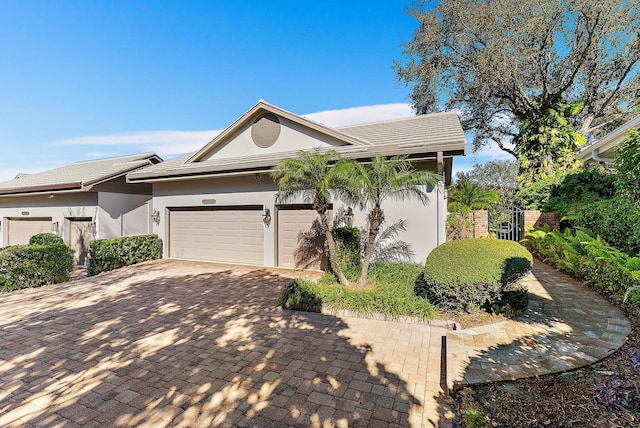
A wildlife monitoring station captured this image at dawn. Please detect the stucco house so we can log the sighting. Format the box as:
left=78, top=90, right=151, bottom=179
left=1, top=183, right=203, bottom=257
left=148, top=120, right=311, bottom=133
left=127, top=100, right=466, bottom=268
left=577, top=115, right=640, bottom=163
left=0, top=153, right=162, bottom=265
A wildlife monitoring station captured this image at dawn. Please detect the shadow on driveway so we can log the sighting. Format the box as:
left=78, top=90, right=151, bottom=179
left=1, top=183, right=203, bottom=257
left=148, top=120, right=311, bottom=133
left=0, top=260, right=430, bottom=427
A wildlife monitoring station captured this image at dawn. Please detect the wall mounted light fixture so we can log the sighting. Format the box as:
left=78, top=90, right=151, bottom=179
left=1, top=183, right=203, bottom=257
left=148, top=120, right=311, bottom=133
left=48, top=193, right=54, bottom=199
left=151, top=209, right=161, bottom=225
left=89, top=222, right=97, bottom=235
left=262, top=208, right=271, bottom=226
left=51, top=221, right=59, bottom=234
left=255, top=173, right=262, bottom=179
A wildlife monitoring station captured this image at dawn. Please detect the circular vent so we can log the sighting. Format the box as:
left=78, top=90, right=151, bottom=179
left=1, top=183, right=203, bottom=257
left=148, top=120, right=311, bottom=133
left=251, top=113, right=281, bottom=148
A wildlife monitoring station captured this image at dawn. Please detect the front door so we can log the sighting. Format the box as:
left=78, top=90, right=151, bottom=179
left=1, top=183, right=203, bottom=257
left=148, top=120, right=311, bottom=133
left=69, top=219, right=93, bottom=266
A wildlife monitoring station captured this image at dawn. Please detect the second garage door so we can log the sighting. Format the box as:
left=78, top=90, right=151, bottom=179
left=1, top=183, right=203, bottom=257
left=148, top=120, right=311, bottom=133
left=7, top=217, right=52, bottom=246
left=277, top=207, right=328, bottom=269
left=169, top=208, right=264, bottom=265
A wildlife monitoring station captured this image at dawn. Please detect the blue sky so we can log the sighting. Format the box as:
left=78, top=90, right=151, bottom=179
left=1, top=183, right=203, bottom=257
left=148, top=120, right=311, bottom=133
left=0, top=1, right=507, bottom=182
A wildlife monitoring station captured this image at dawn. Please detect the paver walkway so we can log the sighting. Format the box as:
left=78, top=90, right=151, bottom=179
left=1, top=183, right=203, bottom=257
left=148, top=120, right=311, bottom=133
left=0, top=260, right=451, bottom=428
left=447, top=259, right=631, bottom=391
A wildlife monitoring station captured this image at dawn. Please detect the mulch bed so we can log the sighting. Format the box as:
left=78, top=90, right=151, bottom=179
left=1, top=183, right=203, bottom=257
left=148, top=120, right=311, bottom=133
left=448, top=264, right=640, bottom=427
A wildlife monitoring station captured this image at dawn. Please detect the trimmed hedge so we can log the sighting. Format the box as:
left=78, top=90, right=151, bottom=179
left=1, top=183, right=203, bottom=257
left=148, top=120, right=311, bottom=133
left=0, top=243, right=74, bottom=292
left=280, top=262, right=435, bottom=321
left=88, top=234, right=160, bottom=276
left=29, top=233, right=64, bottom=246
left=525, top=227, right=640, bottom=303
left=418, top=238, right=532, bottom=312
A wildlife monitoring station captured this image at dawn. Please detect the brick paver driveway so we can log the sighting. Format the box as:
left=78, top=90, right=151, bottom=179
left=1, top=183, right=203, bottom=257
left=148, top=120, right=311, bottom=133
left=0, top=260, right=449, bottom=427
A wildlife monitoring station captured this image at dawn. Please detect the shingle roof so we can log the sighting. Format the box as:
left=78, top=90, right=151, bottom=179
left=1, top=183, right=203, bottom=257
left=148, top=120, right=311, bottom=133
left=127, top=104, right=467, bottom=182
left=338, top=112, right=466, bottom=147
left=0, top=152, right=161, bottom=195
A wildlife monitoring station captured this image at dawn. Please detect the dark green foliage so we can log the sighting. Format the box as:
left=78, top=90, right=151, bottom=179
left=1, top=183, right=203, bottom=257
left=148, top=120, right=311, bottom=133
left=88, top=234, right=160, bottom=276
left=571, top=196, right=640, bottom=256
left=29, top=233, right=64, bottom=246
left=289, top=262, right=434, bottom=321
left=545, top=169, right=617, bottom=217
left=615, top=129, right=640, bottom=204
left=279, top=279, right=323, bottom=312
left=524, top=227, right=640, bottom=303
left=421, top=238, right=532, bottom=312
left=332, top=226, right=362, bottom=273
left=0, top=244, right=74, bottom=292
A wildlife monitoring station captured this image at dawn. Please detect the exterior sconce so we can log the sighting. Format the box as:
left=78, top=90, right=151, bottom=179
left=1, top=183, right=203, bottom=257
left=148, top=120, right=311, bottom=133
left=345, top=207, right=354, bottom=227
left=89, top=222, right=97, bottom=235
left=151, top=209, right=161, bottom=225
left=51, top=221, right=59, bottom=234
left=48, top=193, right=54, bottom=199
left=255, top=173, right=262, bottom=179
left=262, top=208, right=271, bottom=226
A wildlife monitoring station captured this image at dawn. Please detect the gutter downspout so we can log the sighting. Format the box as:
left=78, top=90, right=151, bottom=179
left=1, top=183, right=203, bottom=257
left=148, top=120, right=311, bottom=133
left=591, top=149, right=614, bottom=163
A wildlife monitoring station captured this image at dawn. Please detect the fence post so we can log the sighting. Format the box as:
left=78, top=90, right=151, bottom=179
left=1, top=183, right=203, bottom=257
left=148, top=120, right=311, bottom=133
left=472, top=210, right=489, bottom=238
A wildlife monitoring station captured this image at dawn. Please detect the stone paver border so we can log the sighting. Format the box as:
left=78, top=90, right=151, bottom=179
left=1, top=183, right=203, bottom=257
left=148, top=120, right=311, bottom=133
left=446, top=260, right=631, bottom=391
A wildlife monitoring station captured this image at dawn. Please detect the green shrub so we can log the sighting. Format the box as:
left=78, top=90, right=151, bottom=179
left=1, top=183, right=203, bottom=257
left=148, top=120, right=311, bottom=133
left=419, top=238, right=532, bottom=312
left=0, top=243, right=74, bottom=292
left=330, top=226, right=361, bottom=279
left=284, top=262, right=435, bottom=321
left=524, top=227, right=640, bottom=303
left=88, top=234, right=160, bottom=275
left=29, top=233, right=64, bottom=246
left=279, top=278, right=323, bottom=312
left=544, top=169, right=616, bottom=218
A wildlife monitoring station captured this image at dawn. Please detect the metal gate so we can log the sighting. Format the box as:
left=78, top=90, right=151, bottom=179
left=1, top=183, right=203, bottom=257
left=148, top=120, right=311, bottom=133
left=489, top=205, right=524, bottom=242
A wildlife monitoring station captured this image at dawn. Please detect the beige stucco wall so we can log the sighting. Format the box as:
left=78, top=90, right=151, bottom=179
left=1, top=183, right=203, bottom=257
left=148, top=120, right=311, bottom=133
left=200, top=117, right=350, bottom=161
left=152, top=173, right=445, bottom=267
left=0, top=191, right=152, bottom=247
left=0, top=192, right=98, bottom=247
left=97, top=192, right=152, bottom=239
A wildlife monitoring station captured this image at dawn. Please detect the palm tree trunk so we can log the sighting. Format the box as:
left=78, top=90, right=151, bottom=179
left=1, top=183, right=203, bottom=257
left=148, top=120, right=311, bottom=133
left=319, top=212, right=349, bottom=286
left=358, top=205, right=383, bottom=284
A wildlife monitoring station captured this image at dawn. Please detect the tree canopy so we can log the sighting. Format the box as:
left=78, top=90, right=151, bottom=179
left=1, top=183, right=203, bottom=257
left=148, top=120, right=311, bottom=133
left=396, top=0, right=640, bottom=158
left=456, top=159, right=518, bottom=202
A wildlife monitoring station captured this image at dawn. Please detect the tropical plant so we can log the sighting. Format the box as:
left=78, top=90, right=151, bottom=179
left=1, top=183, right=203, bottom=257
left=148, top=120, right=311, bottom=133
left=272, top=150, right=352, bottom=285
left=615, top=129, right=640, bottom=204
left=447, top=178, right=500, bottom=212
left=339, top=154, right=438, bottom=284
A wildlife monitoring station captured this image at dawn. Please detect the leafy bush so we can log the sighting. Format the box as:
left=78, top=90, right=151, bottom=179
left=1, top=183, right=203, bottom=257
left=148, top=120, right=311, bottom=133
left=332, top=226, right=361, bottom=275
left=419, top=238, right=532, bottom=312
left=615, top=129, right=640, bottom=203
left=282, top=262, right=434, bottom=321
left=0, top=243, right=74, bottom=292
left=524, top=227, right=640, bottom=303
left=89, top=234, right=160, bottom=275
left=29, top=233, right=64, bottom=246
left=544, top=169, right=616, bottom=218
left=571, top=196, right=640, bottom=256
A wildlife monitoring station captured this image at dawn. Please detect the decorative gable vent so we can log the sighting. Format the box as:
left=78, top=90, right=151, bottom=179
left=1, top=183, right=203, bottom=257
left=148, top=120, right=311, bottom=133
left=251, top=113, right=281, bottom=148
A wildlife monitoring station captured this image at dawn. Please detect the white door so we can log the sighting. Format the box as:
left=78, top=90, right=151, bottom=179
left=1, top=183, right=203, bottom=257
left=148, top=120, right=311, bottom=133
left=169, top=208, right=264, bottom=265
left=7, top=218, right=52, bottom=246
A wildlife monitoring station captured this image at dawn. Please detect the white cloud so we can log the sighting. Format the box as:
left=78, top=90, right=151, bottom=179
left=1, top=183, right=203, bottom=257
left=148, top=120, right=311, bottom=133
left=52, top=130, right=223, bottom=157
left=303, top=103, right=414, bottom=127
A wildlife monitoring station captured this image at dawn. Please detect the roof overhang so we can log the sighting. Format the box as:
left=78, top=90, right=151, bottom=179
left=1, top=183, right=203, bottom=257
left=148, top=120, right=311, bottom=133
left=577, top=115, right=640, bottom=162
left=0, top=182, right=83, bottom=196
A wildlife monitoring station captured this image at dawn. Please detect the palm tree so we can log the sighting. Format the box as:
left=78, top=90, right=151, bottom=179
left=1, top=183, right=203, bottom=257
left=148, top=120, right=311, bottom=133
left=447, top=179, right=500, bottom=212
left=272, top=150, right=352, bottom=286
left=341, top=154, right=439, bottom=284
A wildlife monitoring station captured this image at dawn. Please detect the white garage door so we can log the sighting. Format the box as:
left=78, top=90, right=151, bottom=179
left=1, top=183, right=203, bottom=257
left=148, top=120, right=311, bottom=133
left=7, top=218, right=52, bottom=246
left=277, top=207, right=328, bottom=269
left=169, top=208, right=264, bottom=265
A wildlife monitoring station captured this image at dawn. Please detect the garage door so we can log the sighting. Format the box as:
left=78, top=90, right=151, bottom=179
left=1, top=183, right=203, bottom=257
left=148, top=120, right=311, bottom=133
left=7, top=218, right=52, bottom=246
left=169, top=208, right=264, bottom=265
left=277, top=207, right=328, bottom=269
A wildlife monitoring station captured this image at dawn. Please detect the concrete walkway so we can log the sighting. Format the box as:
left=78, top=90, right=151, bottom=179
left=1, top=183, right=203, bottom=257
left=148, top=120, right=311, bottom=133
left=446, top=260, right=631, bottom=391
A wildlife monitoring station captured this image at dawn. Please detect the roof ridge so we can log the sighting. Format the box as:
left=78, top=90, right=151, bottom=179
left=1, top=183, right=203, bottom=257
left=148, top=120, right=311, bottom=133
left=337, top=111, right=457, bottom=129
left=70, top=152, right=156, bottom=165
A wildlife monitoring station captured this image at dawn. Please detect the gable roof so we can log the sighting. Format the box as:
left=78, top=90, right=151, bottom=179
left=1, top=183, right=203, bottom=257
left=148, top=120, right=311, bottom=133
left=127, top=101, right=467, bottom=183
left=186, top=100, right=371, bottom=163
left=0, top=152, right=162, bottom=196
left=577, top=114, right=640, bottom=162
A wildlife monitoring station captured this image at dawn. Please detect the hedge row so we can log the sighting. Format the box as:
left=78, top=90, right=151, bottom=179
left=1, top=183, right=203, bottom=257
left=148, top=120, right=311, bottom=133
left=525, top=227, right=640, bottom=302
left=0, top=243, right=74, bottom=292
left=417, top=238, right=532, bottom=312
left=89, top=234, right=160, bottom=276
